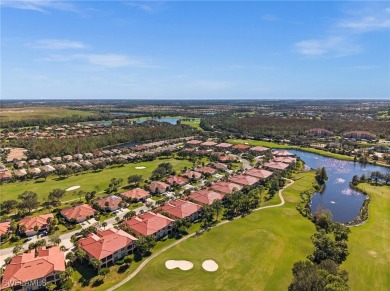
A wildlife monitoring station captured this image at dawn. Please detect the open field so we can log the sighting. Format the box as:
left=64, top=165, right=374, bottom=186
left=181, top=119, right=202, bottom=130
left=0, top=158, right=192, bottom=202
left=115, top=171, right=316, bottom=291
left=342, top=183, right=390, bottom=291
left=228, top=139, right=355, bottom=161
left=0, top=107, right=94, bottom=122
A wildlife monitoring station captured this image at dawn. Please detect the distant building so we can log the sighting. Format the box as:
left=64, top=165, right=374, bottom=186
left=343, top=131, right=377, bottom=140
left=229, top=174, right=260, bottom=186
left=210, top=181, right=243, bottom=195
left=166, top=176, right=189, bottom=186
left=245, top=168, right=273, bottom=179
left=149, top=181, right=170, bottom=193
left=306, top=128, right=334, bottom=136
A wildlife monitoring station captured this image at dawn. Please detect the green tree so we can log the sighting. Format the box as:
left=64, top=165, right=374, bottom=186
left=90, top=258, right=101, bottom=270
left=127, top=175, right=143, bottom=187
left=0, top=200, right=18, bottom=213
left=17, top=191, right=39, bottom=214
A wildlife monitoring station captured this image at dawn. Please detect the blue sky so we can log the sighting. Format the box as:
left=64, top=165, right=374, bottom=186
left=1, top=1, right=389, bottom=99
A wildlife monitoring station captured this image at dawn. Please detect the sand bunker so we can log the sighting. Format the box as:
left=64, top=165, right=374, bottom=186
left=202, top=260, right=218, bottom=272
left=66, top=185, right=81, bottom=191
left=165, top=260, right=193, bottom=271
left=135, top=166, right=146, bottom=169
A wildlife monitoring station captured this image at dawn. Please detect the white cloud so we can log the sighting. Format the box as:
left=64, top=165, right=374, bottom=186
left=295, top=36, right=360, bottom=57
left=43, top=53, right=150, bottom=68
left=1, top=0, right=76, bottom=13
left=338, top=7, right=390, bottom=32
left=261, top=14, right=279, bottom=22
left=30, top=39, right=87, bottom=49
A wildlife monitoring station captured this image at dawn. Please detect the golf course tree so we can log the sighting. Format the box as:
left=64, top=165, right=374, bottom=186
left=151, top=162, right=174, bottom=180
left=200, top=205, right=215, bottom=230
left=289, top=259, right=349, bottom=291
left=170, top=219, right=191, bottom=238
left=85, top=191, right=97, bottom=203
left=134, top=235, right=156, bottom=259
left=106, top=178, right=123, bottom=194
left=212, top=199, right=223, bottom=221
left=315, top=167, right=328, bottom=185
left=75, top=248, right=88, bottom=263
left=0, top=199, right=18, bottom=214
left=17, top=191, right=39, bottom=215
left=127, top=174, right=143, bottom=188
left=47, top=188, right=66, bottom=207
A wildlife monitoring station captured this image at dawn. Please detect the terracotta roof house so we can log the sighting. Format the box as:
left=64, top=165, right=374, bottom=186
left=28, top=159, right=39, bottom=166
left=120, top=188, right=151, bottom=201
left=188, top=189, right=224, bottom=206
left=19, top=213, right=54, bottom=237
left=0, top=170, right=12, bottom=181
left=159, top=200, right=202, bottom=222
left=215, top=142, right=233, bottom=149
left=166, top=176, right=189, bottom=186
left=79, top=160, right=93, bottom=168
left=0, top=221, right=11, bottom=236
left=74, top=154, right=83, bottom=160
left=85, top=153, right=94, bottom=159
left=229, top=174, right=260, bottom=186
left=15, top=161, right=27, bottom=169
left=41, top=165, right=56, bottom=173
left=210, top=181, right=243, bottom=195
left=219, top=155, right=237, bottom=163
left=195, top=166, right=216, bottom=175
left=272, top=150, right=295, bottom=157
left=343, top=131, right=377, bottom=140
left=124, top=212, right=174, bottom=240
left=60, top=204, right=96, bottom=223
left=200, top=141, right=217, bottom=147
left=63, top=155, right=73, bottom=162
left=263, top=161, right=289, bottom=171
left=94, top=195, right=122, bottom=212
left=213, top=162, right=228, bottom=171
left=232, top=144, right=251, bottom=151
left=51, top=156, right=62, bottom=163
left=13, top=169, right=27, bottom=178
left=180, top=170, right=202, bottom=180
left=273, top=156, right=297, bottom=164
left=77, top=228, right=137, bottom=268
left=306, top=128, right=334, bottom=136
left=245, top=168, right=273, bottom=179
left=1, top=246, right=65, bottom=290
left=186, top=139, right=203, bottom=146
left=149, top=181, right=170, bottom=194
left=40, top=158, right=51, bottom=165
left=250, top=146, right=269, bottom=153
left=27, top=167, right=41, bottom=176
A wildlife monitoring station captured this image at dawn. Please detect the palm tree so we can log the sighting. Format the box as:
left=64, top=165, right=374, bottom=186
left=101, top=222, right=107, bottom=229
left=90, top=258, right=101, bottom=270
left=212, top=200, right=223, bottom=221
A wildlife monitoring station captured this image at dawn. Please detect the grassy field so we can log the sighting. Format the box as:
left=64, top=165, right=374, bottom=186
left=181, top=119, right=202, bottom=130
left=115, top=171, right=316, bottom=291
left=228, top=139, right=355, bottom=161
left=0, top=107, right=94, bottom=122
left=342, top=183, right=390, bottom=291
left=0, top=158, right=192, bottom=202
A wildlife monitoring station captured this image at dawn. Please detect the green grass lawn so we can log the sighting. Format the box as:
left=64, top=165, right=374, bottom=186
left=0, top=106, right=94, bottom=122
left=181, top=119, right=202, bottom=130
left=0, top=159, right=192, bottom=202
left=342, top=183, right=390, bottom=291
left=115, top=171, right=316, bottom=291
left=228, top=138, right=354, bottom=161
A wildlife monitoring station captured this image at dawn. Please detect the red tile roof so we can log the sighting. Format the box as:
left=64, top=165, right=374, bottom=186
left=78, top=228, right=137, bottom=260
left=272, top=150, right=295, bottom=157
left=124, top=212, right=174, bottom=236
left=149, top=181, right=170, bottom=193
left=219, top=155, right=237, bottom=162
left=166, top=176, right=189, bottom=186
left=232, top=144, right=250, bottom=150
left=200, top=141, right=217, bottom=147
left=245, top=168, right=273, bottom=179
left=19, top=214, right=53, bottom=233
left=229, top=174, right=260, bottom=186
left=94, top=195, right=122, bottom=209
left=186, top=139, right=202, bottom=145
left=273, top=157, right=296, bottom=164
left=195, top=166, right=216, bottom=175
left=1, top=247, right=65, bottom=289
left=250, top=146, right=269, bottom=152
left=215, top=142, right=233, bottom=148
left=60, top=204, right=96, bottom=221
left=159, top=199, right=202, bottom=219
left=181, top=171, right=202, bottom=180
left=120, top=188, right=150, bottom=200
left=210, top=181, right=243, bottom=194
left=188, top=189, right=224, bottom=205
left=0, top=221, right=10, bottom=235
left=263, top=161, right=289, bottom=170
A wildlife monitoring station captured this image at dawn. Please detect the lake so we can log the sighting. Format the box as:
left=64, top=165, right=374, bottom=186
left=133, top=118, right=180, bottom=124
left=288, top=150, right=390, bottom=223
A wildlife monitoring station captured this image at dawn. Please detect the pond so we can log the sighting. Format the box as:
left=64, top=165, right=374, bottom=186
left=288, top=150, right=390, bottom=223
left=133, top=118, right=180, bottom=125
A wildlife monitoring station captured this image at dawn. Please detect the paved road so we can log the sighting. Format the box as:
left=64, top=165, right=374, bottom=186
left=0, top=205, right=148, bottom=266
left=107, top=178, right=294, bottom=291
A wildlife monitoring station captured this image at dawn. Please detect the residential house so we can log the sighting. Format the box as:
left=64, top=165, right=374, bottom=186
left=120, top=188, right=151, bottom=202
left=229, top=174, right=260, bottom=186
left=27, top=167, right=41, bottom=177
left=60, top=204, right=96, bottom=223
left=343, top=131, right=376, bottom=140
left=215, top=143, right=233, bottom=150
left=0, top=221, right=11, bottom=237
left=273, top=156, right=296, bottom=164
left=19, top=214, right=53, bottom=237
left=28, top=159, right=39, bottom=167
left=41, top=165, right=56, bottom=173
left=212, top=162, right=228, bottom=171
left=84, top=153, right=94, bottom=159
left=250, top=146, right=269, bottom=154
left=232, top=144, right=251, bottom=152
left=51, top=157, right=62, bottom=164
left=200, top=141, right=217, bottom=148
left=14, top=161, right=27, bottom=169
left=272, top=150, right=295, bottom=157
left=245, top=168, right=273, bottom=180
left=74, top=154, right=83, bottom=160
left=94, top=195, right=123, bottom=212
left=186, top=139, right=203, bottom=147
left=210, top=181, right=243, bottom=195
left=63, top=155, right=73, bottom=162
left=188, top=189, right=224, bottom=206
left=195, top=166, right=216, bottom=175
left=166, top=176, right=189, bottom=186
left=124, top=212, right=174, bottom=240
left=159, top=199, right=202, bottom=222
left=218, top=155, right=237, bottom=163
left=149, top=181, right=170, bottom=194
left=306, top=128, right=334, bottom=136
left=77, top=228, right=137, bottom=268
left=0, top=170, right=12, bottom=181
left=13, top=169, right=27, bottom=179
left=1, top=247, right=65, bottom=291
left=263, top=161, right=289, bottom=171
left=180, top=170, right=202, bottom=180
left=40, top=158, right=51, bottom=165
